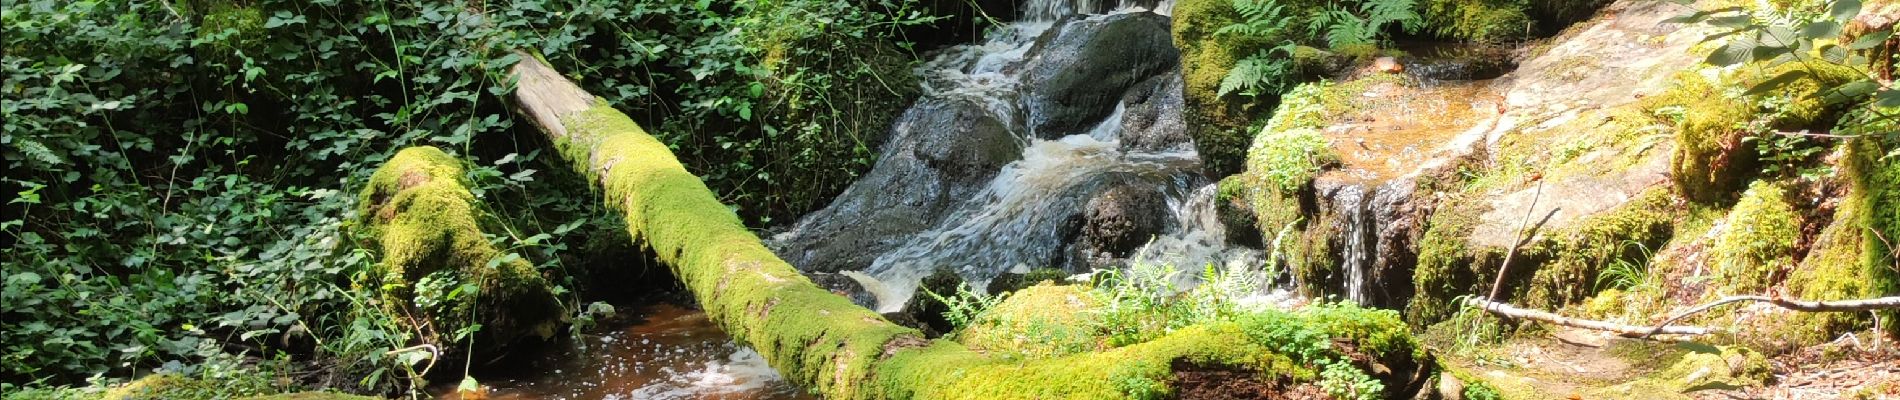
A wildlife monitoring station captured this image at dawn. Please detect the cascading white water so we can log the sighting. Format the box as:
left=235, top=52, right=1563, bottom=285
left=781, top=0, right=1258, bottom=313
left=861, top=105, right=1205, bottom=311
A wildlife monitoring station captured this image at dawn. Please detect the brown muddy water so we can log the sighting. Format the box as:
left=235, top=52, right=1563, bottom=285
left=434, top=303, right=813, bottom=400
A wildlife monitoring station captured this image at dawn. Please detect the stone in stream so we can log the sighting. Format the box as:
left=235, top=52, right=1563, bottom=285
left=1020, top=11, right=1180, bottom=139
left=771, top=99, right=1020, bottom=274
left=1072, top=184, right=1170, bottom=262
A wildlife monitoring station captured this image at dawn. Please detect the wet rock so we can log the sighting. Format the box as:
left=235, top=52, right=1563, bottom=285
left=1075, top=185, right=1170, bottom=260
left=1308, top=177, right=1431, bottom=310
left=1021, top=12, right=1180, bottom=139
left=986, top=268, right=1073, bottom=295
left=1118, top=73, right=1193, bottom=153
left=899, top=268, right=969, bottom=336
left=772, top=99, right=1022, bottom=273
left=807, top=272, right=877, bottom=308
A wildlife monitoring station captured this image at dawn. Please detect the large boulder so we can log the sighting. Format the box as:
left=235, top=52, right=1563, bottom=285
left=1020, top=12, right=1181, bottom=139
left=772, top=99, right=1021, bottom=273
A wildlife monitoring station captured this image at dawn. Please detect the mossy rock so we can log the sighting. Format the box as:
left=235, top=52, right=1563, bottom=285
left=1521, top=188, right=1678, bottom=310
left=956, top=285, right=1106, bottom=359
left=1658, top=72, right=1756, bottom=203
left=1707, top=180, right=1798, bottom=295
left=357, top=147, right=565, bottom=351
left=1171, top=0, right=1276, bottom=176
left=1422, top=0, right=1535, bottom=42
left=1842, top=132, right=1900, bottom=337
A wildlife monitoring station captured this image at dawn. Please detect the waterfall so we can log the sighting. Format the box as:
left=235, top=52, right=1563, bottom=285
left=774, top=0, right=1252, bottom=313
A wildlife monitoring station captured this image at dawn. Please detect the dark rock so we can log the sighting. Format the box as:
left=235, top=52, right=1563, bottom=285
left=1020, top=12, right=1181, bottom=139
left=1308, top=176, right=1431, bottom=310
left=899, top=268, right=968, bottom=336
left=772, top=98, right=1022, bottom=273
left=1119, top=73, right=1193, bottom=153
left=985, top=268, right=1072, bottom=295
left=1075, top=185, right=1169, bottom=259
left=807, top=272, right=877, bottom=308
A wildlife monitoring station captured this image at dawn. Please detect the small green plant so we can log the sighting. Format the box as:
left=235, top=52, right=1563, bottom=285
left=1318, top=360, right=1385, bottom=400
left=921, top=285, right=1006, bottom=331
left=1217, top=0, right=1299, bottom=97
left=1594, top=240, right=1656, bottom=292
left=1669, top=0, right=1897, bottom=134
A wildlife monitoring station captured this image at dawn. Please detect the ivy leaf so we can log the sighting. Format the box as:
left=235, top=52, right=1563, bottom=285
left=1663, top=7, right=1743, bottom=24
left=1831, top=0, right=1862, bottom=23
left=1707, top=14, right=1753, bottom=28
left=1848, top=28, right=1893, bottom=50
left=1742, top=70, right=1808, bottom=96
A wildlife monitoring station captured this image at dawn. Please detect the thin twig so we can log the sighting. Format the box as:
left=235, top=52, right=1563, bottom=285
left=1487, top=176, right=1547, bottom=310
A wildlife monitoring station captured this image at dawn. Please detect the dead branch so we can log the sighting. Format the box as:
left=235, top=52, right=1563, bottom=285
left=1464, top=297, right=1715, bottom=337
left=1643, top=295, right=1900, bottom=337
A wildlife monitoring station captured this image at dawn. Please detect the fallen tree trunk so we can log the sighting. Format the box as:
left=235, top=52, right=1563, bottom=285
left=506, top=54, right=1424, bottom=399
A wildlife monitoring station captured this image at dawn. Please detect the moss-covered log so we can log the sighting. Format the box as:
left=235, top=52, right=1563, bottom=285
left=356, top=146, right=564, bottom=352
left=509, top=54, right=1434, bottom=399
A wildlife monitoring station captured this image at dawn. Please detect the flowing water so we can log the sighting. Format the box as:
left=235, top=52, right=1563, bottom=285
left=434, top=303, right=811, bottom=400
left=773, top=0, right=1274, bottom=312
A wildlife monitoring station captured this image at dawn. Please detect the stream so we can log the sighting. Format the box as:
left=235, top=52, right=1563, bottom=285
left=465, top=0, right=1313, bottom=396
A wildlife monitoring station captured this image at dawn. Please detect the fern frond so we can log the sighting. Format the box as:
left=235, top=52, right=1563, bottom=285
left=10, top=137, right=65, bottom=166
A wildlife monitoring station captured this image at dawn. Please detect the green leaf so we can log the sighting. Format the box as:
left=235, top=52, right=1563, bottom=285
left=1758, top=26, right=1799, bottom=48
left=1801, top=20, right=1842, bottom=39
left=1707, top=15, right=1753, bottom=28
left=1831, top=0, right=1862, bottom=23
left=1821, top=44, right=1850, bottom=63
left=1706, top=37, right=1757, bottom=66
left=1848, top=28, right=1893, bottom=50
left=458, top=376, right=480, bottom=392
left=1743, top=70, right=1809, bottom=96
left=1876, top=89, right=1900, bottom=108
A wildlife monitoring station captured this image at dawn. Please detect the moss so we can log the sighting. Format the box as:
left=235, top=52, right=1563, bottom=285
left=1422, top=0, right=1535, bottom=42
left=956, top=285, right=1105, bottom=359
left=357, top=146, right=564, bottom=350
left=1407, top=199, right=1500, bottom=324
left=1842, top=132, right=1900, bottom=337
left=876, top=302, right=1422, bottom=399
left=1521, top=188, right=1678, bottom=309
left=1628, top=345, right=1771, bottom=393
left=1657, top=72, right=1757, bottom=203
left=548, top=96, right=1439, bottom=398
left=1172, top=0, right=1276, bottom=175
left=100, top=374, right=210, bottom=400
left=1707, top=180, right=1799, bottom=294
left=1779, top=181, right=1877, bottom=344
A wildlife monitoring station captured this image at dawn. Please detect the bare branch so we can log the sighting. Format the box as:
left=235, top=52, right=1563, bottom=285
left=1644, top=295, right=1900, bottom=337
left=1464, top=297, right=1714, bottom=337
